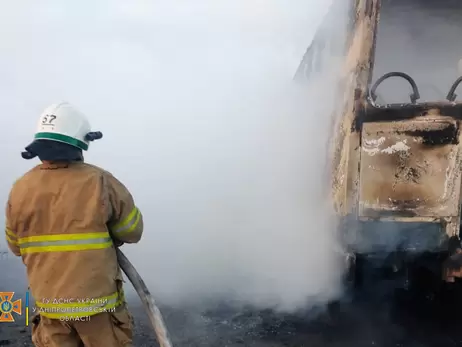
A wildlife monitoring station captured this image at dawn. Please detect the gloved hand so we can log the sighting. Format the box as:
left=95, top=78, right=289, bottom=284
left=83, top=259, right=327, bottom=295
left=113, top=239, right=124, bottom=248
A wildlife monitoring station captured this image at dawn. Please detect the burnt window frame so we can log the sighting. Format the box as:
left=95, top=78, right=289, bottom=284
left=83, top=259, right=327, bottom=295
left=294, top=0, right=357, bottom=83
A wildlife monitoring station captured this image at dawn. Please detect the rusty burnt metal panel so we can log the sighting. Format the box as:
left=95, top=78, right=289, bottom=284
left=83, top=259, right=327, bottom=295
left=330, top=0, right=382, bottom=216
left=360, top=102, right=462, bottom=125
left=358, top=113, right=462, bottom=218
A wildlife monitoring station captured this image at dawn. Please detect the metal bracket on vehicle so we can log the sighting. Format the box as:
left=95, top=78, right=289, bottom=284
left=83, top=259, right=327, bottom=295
left=446, top=76, right=462, bottom=102
left=369, top=72, right=421, bottom=106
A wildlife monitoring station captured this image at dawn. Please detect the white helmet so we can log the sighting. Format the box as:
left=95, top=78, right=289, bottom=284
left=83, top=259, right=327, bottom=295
left=33, top=101, right=101, bottom=151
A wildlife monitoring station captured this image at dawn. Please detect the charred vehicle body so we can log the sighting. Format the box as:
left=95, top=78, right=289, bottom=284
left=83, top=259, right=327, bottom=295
left=295, top=0, right=462, bottom=292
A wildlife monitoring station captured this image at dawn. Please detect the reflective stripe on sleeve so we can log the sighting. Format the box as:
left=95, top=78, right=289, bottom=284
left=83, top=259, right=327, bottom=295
left=36, top=292, right=122, bottom=319
left=111, top=206, right=141, bottom=236
left=5, top=228, right=18, bottom=245
left=18, top=232, right=113, bottom=254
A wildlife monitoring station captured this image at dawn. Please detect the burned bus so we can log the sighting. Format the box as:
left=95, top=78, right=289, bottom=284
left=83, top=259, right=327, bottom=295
left=295, top=0, right=462, bottom=290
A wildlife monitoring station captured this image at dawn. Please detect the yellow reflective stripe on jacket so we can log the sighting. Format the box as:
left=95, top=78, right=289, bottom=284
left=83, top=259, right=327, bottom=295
left=18, top=232, right=113, bottom=254
left=111, top=206, right=141, bottom=236
left=5, top=228, right=18, bottom=245
left=36, top=292, right=122, bottom=319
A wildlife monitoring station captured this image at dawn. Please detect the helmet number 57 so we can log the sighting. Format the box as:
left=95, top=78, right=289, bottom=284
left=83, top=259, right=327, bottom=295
left=42, top=115, right=57, bottom=124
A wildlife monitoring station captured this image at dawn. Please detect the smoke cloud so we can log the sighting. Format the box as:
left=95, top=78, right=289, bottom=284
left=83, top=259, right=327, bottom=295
left=0, top=0, right=348, bottom=312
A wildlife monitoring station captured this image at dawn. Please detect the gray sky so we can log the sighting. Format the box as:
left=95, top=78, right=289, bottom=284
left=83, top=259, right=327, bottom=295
left=0, top=0, right=346, bottom=312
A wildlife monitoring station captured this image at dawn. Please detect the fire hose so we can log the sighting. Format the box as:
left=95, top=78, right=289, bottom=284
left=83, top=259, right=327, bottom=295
left=116, top=248, right=174, bottom=347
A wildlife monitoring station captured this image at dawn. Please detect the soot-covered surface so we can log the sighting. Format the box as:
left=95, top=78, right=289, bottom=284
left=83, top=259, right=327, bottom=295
left=3, top=258, right=462, bottom=347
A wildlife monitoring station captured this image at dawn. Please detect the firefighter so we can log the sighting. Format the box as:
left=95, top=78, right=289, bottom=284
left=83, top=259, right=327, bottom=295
left=4, top=102, right=144, bottom=347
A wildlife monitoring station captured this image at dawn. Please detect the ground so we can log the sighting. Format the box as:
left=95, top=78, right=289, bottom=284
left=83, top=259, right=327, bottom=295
left=3, top=278, right=462, bottom=347
left=3, top=255, right=462, bottom=346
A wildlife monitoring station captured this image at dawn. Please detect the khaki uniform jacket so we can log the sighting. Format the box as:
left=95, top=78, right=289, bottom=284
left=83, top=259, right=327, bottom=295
left=4, top=161, right=143, bottom=319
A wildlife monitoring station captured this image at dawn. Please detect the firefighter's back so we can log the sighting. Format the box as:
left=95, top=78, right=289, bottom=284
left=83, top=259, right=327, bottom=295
left=8, top=161, right=122, bottom=318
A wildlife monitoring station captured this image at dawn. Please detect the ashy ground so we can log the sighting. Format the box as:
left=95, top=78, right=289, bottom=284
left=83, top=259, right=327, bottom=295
left=2, top=284, right=462, bottom=346
left=3, top=254, right=462, bottom=346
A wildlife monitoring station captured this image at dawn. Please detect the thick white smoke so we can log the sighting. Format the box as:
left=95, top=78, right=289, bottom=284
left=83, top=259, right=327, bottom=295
left=0, top=0, right=348, bottom=312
